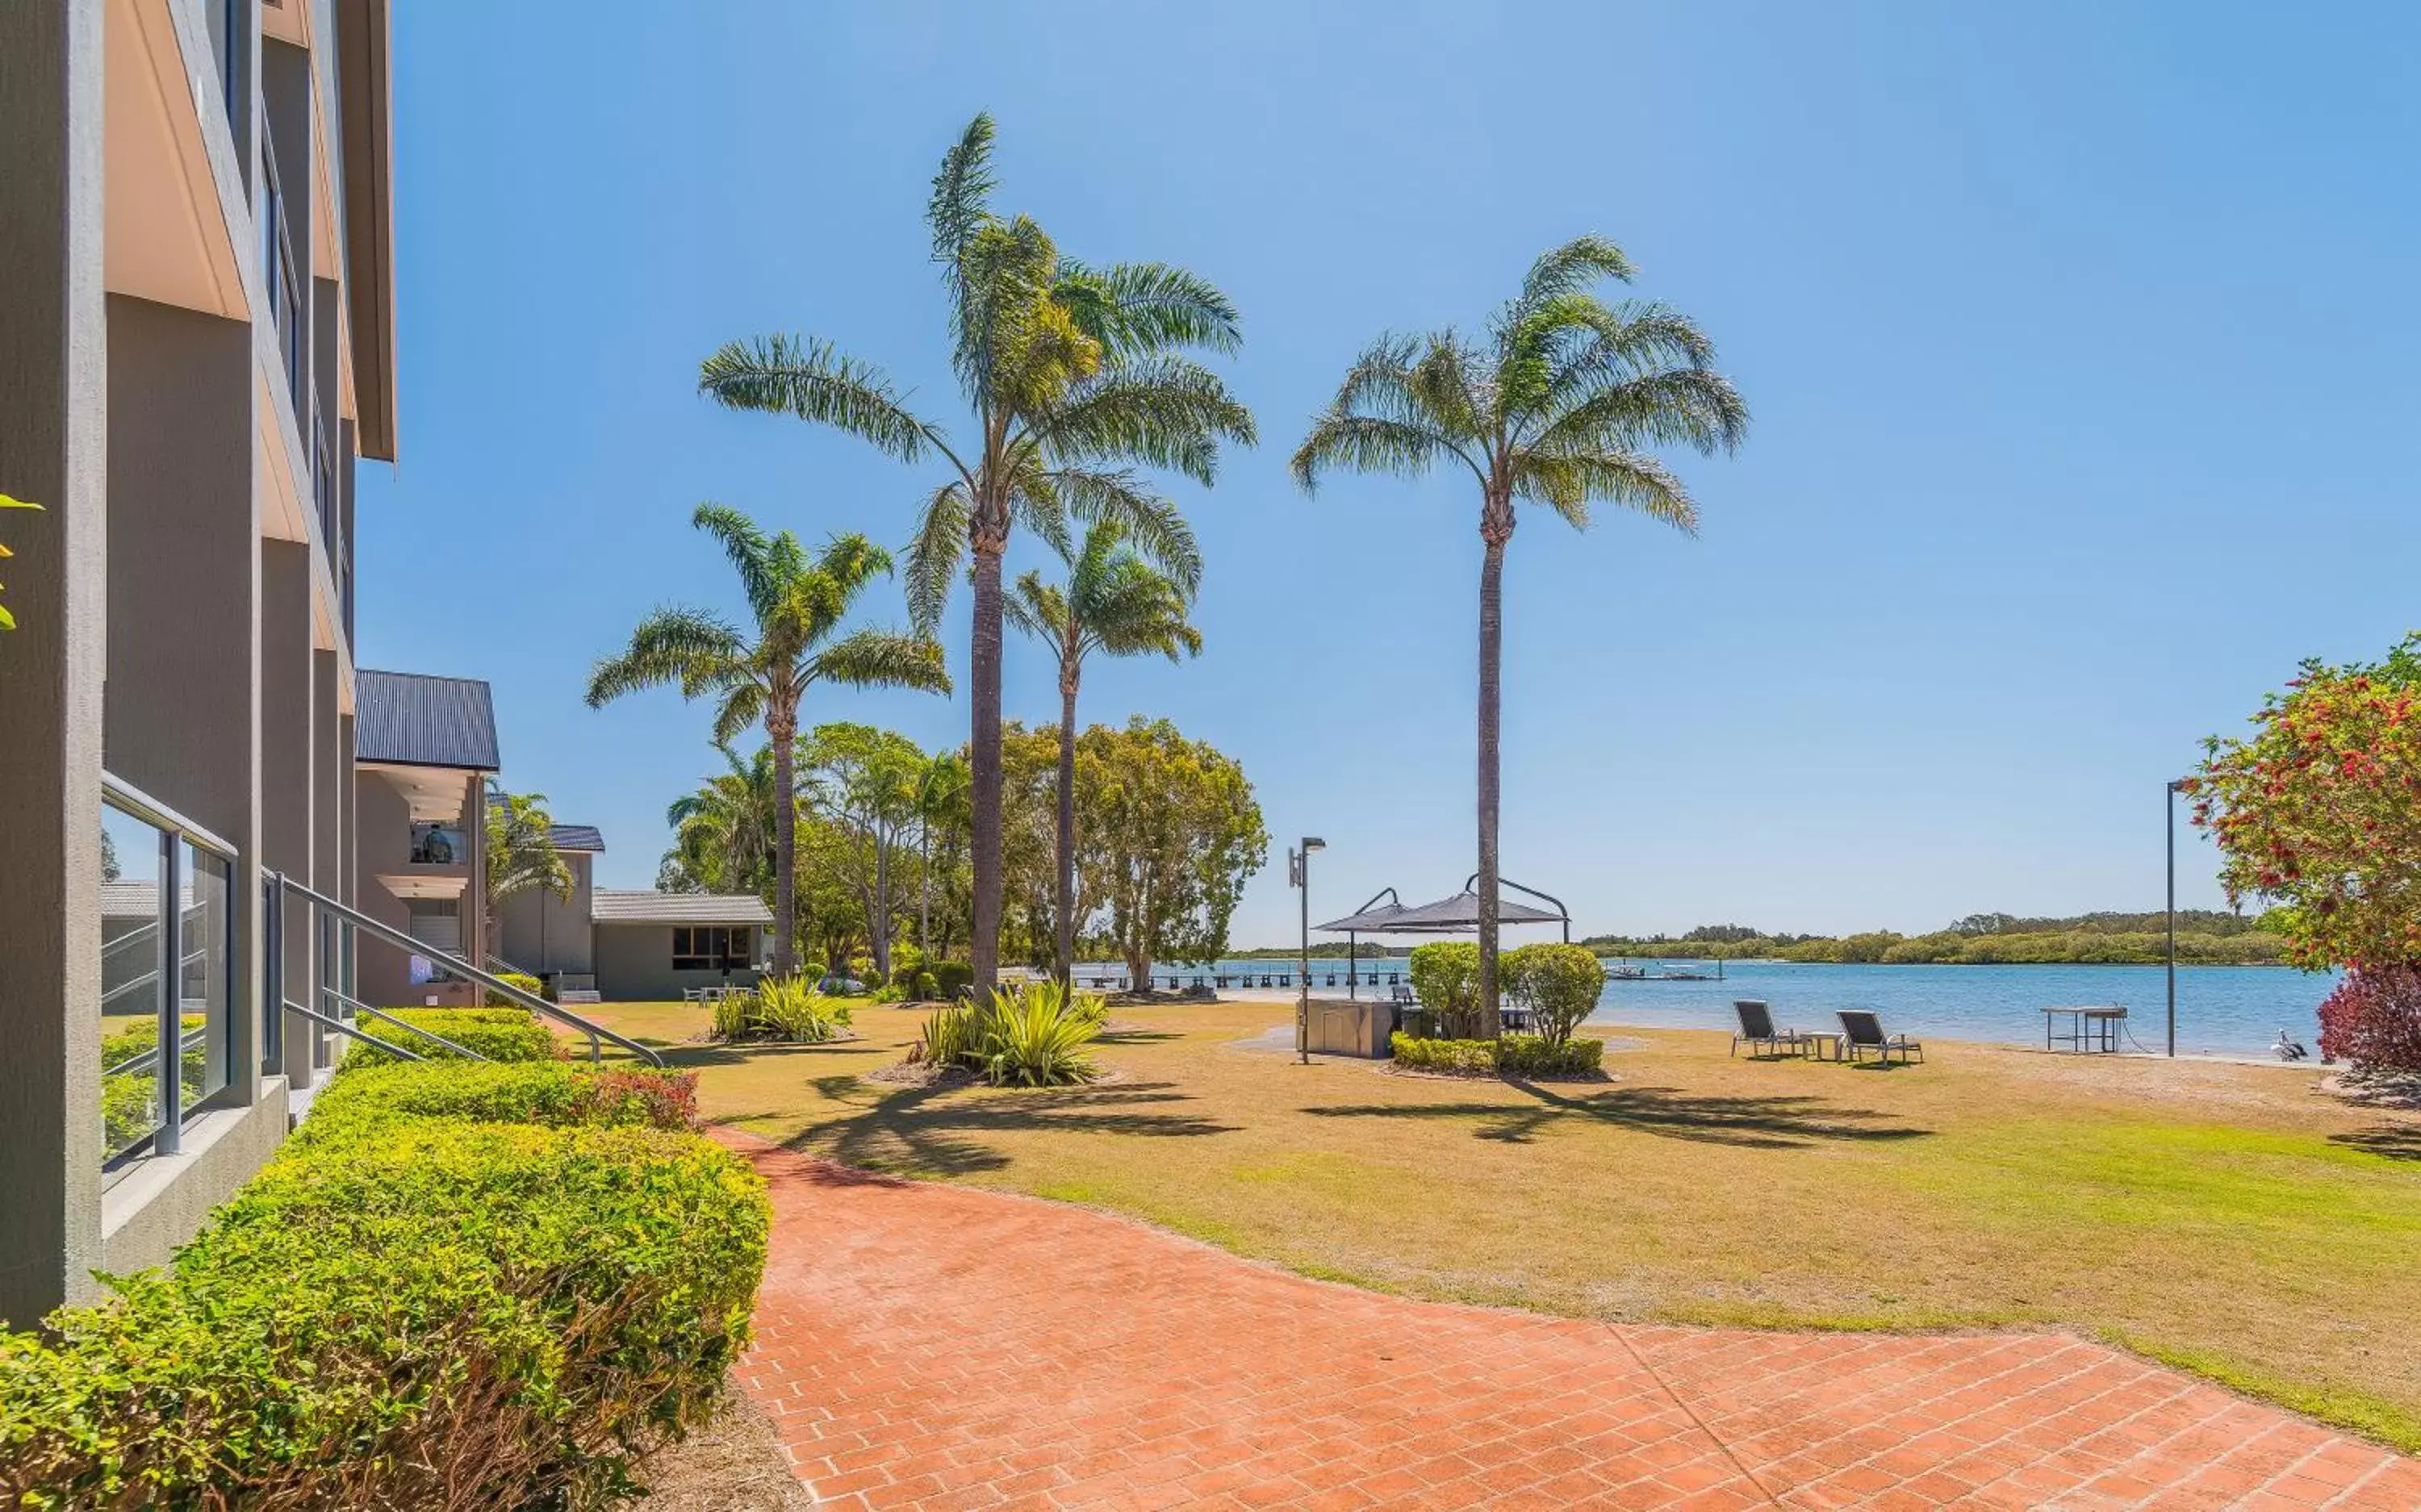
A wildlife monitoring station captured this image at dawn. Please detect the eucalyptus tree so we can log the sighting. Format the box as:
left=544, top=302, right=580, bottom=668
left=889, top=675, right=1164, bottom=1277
left=587, top=505, right=950, bottom=976
left=913, top=749, right=971, bottom=960
left=697, top=113, right=1252, bottom=995
left=1006, top=521, right=1203, bottom=987
left=1291, top=236, right=1746, bottom=1030
left=801, top=722, right=929, bottom=982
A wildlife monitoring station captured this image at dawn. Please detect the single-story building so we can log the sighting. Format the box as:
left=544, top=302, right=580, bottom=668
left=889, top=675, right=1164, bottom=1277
left=590, top=888, right=771, bottom=1002
left=494, top=823, right=603, bottom=999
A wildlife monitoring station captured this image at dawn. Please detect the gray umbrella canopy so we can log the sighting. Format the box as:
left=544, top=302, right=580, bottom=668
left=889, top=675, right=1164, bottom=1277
left=1378, top=890, right=1564, bottom=932
left=1311, top=900, right=1412, bottom=934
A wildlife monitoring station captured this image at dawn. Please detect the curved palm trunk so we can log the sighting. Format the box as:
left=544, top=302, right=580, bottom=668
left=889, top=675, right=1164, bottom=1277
left=769, top=708, right=798, bottom=979
left=1476, top=521, right=1507, bottom=1038
left=1054, top=666, right=1080, bottom=991
left=969, top=544, right=1006, bottom=997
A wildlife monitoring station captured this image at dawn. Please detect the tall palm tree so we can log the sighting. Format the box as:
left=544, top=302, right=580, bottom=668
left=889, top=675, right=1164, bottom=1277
left=1291, top=236, right=1746, bottom=1030
left=665, top=743, right=780, bottom=895
left=587, top=505, right=950, bottom=976
left=1006, top=521, right=1202, bottom=987
left=697, top=113, right=1251, bottom=996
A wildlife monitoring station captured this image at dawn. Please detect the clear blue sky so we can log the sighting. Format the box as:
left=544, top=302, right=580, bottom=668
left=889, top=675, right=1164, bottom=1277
left=357, top=2, right=2421, bottom=949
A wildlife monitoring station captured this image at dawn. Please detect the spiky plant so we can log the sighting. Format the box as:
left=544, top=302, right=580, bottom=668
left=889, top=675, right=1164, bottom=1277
left=1292, top=236, right=1746, bottom=1030
left=587, top=506, right=950, bottom=975
left=697, top=113, right=1251, bottom=998
left=1006, top=521, right=1202, bottom=987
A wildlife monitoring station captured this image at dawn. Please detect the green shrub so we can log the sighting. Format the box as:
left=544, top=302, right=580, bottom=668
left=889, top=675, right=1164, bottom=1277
left=929, top=959, right=973, bottom=1000
left=299, top=1060, right=700, bottom=1146
left=1408, top=942, right=1482, bottom=1038
left=484, top=970, right=546, bottom=1007
left=909, top=981, right=1102, bottom=1086
left=1502, top=943, right=1605, bottom=1046
left=1389, top=1033, right=1497, bottom=1076
left=709, top=975, right=852, bottom=1042
left=349, top=1007, right=558, bottom=1066
left=1390, top=1032, right=1604, bottom=1079
left=1492, top=1033, right=1604, bottom=1078
left=0, top=1067, right=767, bottom=1509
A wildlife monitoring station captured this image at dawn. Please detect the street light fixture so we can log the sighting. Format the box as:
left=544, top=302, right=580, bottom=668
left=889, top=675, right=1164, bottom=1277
left=1291, top=837, right=1325, bottom=1063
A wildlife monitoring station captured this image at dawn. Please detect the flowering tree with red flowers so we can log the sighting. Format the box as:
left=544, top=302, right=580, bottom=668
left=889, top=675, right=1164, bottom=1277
left=2188, top=635, right=2421, bottom=1067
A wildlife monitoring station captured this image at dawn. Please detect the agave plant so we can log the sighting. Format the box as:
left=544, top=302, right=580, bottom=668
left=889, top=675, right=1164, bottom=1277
left=909, top=981, right=1102, bottom=1086
left=712, top=975, right=853, bottom=1043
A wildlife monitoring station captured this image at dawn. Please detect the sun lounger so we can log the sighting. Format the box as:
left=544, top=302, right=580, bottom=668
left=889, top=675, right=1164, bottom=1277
left=1731, top=1000, right=1808, bottom=1059
left=1837, top=1009, right=1924, bottom=1067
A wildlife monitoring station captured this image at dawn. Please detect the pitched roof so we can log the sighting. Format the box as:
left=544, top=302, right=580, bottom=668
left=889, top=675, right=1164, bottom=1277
left=548, top=824, right=604, bottom=852
left=355, top=670, right=500, bottom=771
left=592, top=889, right=772, bottom=925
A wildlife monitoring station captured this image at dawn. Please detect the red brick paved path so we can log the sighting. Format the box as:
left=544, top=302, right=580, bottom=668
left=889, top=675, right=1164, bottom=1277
left=721, top=1135, right=2421, bottom=1510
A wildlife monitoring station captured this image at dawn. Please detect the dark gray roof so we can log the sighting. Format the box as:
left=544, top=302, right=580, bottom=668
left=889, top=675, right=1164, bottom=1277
left=548, top=824, right=604, bottom=852
left=356, top=670, right=500, bottom=771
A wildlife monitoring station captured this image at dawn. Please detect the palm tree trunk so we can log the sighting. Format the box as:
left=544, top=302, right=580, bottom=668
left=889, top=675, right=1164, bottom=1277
left=1476, top=521, right=1507, bottom=1038
left=872, top=833, right=892, bottom=983
left=1054, top=668, right=1080, bottom=992
left=969, top=543, right=1006, bottom=998
left=770, top=708, right=798, bottom=979
left=918, top=823, right=931, bottom=963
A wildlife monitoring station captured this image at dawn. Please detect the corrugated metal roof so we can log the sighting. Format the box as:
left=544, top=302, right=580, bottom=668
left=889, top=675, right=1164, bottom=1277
left=355, top=669, right=500, bottom=771
left=549, top=824, right=604, bottom=852
left=592, top=889, right=772, bottom=925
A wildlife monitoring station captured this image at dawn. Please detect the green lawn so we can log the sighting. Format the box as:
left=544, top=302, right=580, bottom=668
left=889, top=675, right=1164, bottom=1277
left=576, top=996, right=2421, bottom=1451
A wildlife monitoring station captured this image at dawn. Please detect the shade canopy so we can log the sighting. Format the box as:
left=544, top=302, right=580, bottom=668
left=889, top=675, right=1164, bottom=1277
left=1315, top=887, right=1567, bottom=936
left=1311, top=899, right=1412, bottom=934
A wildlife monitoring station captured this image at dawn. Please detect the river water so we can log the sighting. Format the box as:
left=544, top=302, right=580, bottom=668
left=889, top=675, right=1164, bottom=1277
left=1100, top=957, right=2338, bottom=1058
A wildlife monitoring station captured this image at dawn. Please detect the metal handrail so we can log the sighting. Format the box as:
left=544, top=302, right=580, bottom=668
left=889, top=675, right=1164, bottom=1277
left=321, top=985, right=491, bottom=1062
left=103, top=774, right=237, bottom=859
left=283, top=999, right=427, bottom=1061
left=101, top=946, right=210, bottom=1009
left=102, top=1021, right=210, bottom=1080
left=272, top=873, right=661, bottom=1067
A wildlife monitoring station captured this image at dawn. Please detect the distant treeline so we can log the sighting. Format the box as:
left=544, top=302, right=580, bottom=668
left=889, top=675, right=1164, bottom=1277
left=1230, top=941, right=1395, bottom=960
left=1581, top=911, right=2289, bottom=966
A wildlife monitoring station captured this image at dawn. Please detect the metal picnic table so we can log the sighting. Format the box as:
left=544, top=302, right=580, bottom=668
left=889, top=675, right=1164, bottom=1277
left=2043, top=1004, right=2128, bottom=1053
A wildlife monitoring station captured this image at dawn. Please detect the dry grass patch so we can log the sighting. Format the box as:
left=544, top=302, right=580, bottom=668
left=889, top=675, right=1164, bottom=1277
left=576, top=996, right=2421, bottom=1452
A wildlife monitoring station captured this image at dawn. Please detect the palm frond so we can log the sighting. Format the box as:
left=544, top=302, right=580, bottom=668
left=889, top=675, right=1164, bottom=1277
left=1499, top=234, right=1636, bottom=337
left=1004, top=569, right=1068, bottom=647
left=1052, top=468, right=1199, bottom=594
left=586, top=606, right=747, bottom=707
left=1533, top=368, right=1749, bottom=457
left=929, top=112, right=998, bottom=270
left=1027, top=357, right=1256, bottom=484
left=905, top=481, right=972, bottom=632
left=710, top=681, right=769, bottom=746
left=1514, top=448, right=1700, bottom=535
left=1290, top=413, right=1458, bottom=491
left=690, top=503, right=779, bottom=620
left=813, top=532, right=897, bottom=596
left=810, top=628, right=954, bottom=695
left=1055, top=259, right=1244, bottom=358
left=698, top=334, right=935, bottom=462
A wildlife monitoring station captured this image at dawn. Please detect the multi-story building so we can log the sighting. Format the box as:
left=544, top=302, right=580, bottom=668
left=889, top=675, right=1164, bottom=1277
left=0, top=0, right=396, bottom=1326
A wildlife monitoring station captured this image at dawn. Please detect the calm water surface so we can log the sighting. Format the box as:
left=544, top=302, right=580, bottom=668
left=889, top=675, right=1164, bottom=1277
left=1116, top=957, right=2337, bottom=1058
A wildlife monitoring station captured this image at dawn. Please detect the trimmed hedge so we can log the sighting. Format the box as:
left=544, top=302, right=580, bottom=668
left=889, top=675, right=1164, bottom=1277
left=299, top=1060, right=700, bottom=1145
left=350, top=1005, right=560, bottom=1064
left=485, top=969, right=546, bottom=1007
left=1390, top=1032, right=1605, bottom=1079
left=0, top=1060, right=765, bottom=1509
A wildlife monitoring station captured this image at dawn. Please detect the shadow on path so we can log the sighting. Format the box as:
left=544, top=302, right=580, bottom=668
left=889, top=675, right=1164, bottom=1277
left=781, top=1076, right=1240, bottom=1176
left=1305, top=1081, right=1933, bottom=1149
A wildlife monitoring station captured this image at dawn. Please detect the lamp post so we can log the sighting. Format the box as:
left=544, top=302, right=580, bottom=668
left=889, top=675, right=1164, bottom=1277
left=1291, top=837, right=1324, bottom=1063
left=2165, top=779, right=2182, bottom=1058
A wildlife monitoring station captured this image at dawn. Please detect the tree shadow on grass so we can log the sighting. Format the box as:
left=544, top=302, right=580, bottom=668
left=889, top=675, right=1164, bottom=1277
left=1303, top=1081, right=1933, bottom=1150
left=782, top=1076, right=1241, bottom=1176
left=655, top=1042, right=892, bottom=1069
left=2331, top=1123, right=2421, bottom=1162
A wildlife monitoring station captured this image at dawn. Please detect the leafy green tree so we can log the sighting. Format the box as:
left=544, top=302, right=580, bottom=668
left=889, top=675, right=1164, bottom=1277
left=1501, top=942, right=1606, bottom=1046
left=1007, top=521, right=1203, bottom=986
left=697, top=113, right=1251, bottom=996
left=587, top=506, right=948, bottom=975
left=913, top=749, right=971, bottom=961
left=483, top=785, right=571, bottom=959
left=663, top=744, right=779, bottom=896
left=1073, top=717, right=1267, bottom=985
left=801, top=722, right=930, bottom=981
left=1291, top=236, right=1746, bottom=1031
left=1407, top=942, right=1482, bottom=1040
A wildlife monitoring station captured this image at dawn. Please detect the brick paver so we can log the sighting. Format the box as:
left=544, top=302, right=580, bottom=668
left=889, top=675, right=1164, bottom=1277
left=720, top=1134, right=2421, bottom=1510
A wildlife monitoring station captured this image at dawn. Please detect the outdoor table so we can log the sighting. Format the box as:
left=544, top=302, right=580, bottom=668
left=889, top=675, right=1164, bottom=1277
left=1800, top=1032, right=1845, bottom=1063
left=2043, top=1005, right=2127, bottom=1053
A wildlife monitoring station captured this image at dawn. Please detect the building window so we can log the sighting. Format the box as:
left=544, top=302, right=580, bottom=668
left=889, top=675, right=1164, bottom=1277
left=672, top=926, right=753, bottom=971
left=409, top=822, right=465, bottom=865
left=101, top=779, right=238, bottom=1179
